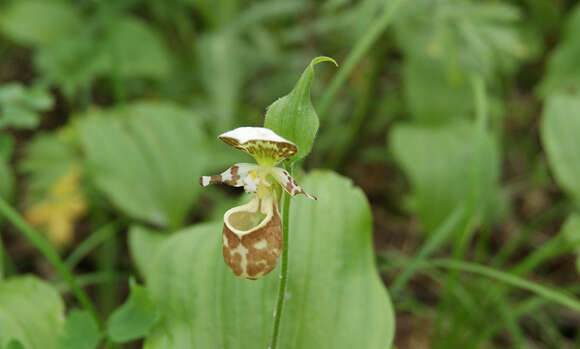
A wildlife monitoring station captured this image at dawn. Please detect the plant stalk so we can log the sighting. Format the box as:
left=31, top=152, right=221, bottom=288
left=0, top=196, right=102, bottom=327
left=0, top=229, right=4, bottom=281
left=269, top=163, right=293, bottom=349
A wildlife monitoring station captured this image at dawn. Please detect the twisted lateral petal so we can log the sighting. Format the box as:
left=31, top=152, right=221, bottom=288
left=218, top=127, right=297, bottom=165
left=270, top=167, right=317, bottom=200
left=200, top=163, right=257, bottom=188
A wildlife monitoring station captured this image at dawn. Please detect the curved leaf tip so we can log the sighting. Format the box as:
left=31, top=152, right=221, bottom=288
left=311, top=56, right=339, bottom=68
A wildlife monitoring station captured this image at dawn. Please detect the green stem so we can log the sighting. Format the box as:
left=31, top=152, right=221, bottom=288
left=55, top=271, right=128, bottom=293
left=269, top=164, right=292, bottom=349
left=99, top=234, right=119, bottom=318
left=474, top=224, right=576, bottom=324
left=0, top=229, right=4, bottom=281
left=491, top=200, right=570, bottom=267
left=0, top=197, right=102, bottom=327
left=390, top=205, right=466, bottom=297
left=317, top=0, right=404, bottom=121
left=470, top=74, right=487, bottom=132
left=433, top=74, right=488, bottom=339
left=65, top=221, right=118, bottom=269
left=384, top=257, right=580, bottom=312
left=429, top=259, right=580, bottom=312
left=327, top=51, right=380, bottom=170
left=510, top=232, right=572, bottom=276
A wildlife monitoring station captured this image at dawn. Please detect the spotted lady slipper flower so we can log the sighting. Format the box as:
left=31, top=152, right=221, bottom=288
left=200, top=127, right=316, bottom=280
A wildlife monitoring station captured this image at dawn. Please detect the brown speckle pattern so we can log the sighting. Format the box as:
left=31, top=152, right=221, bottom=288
left=222, top=206, right=282, bottom=280
left=277, top=169, right=317, bottom=200
left=200, top=164, right=255, bottom=188
left=220, top=137, right=296, bottom=163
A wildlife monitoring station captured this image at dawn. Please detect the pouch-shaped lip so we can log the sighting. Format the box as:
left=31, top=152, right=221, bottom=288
left=222, top=195, right=282, bottom=279
left=224, top=195, right=276, bottom=237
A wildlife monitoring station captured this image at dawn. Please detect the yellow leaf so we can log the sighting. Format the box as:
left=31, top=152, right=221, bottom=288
left=25, top=167, right=87, bottom=247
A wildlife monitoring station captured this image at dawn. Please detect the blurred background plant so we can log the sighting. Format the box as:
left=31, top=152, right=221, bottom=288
left=1, top=0, right=580, bottom=348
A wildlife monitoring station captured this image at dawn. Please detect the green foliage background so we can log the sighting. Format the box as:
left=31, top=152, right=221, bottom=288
left=1, top=0, right=580, bottom=348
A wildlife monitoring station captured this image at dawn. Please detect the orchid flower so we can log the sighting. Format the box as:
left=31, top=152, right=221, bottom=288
left=200, top=127, right=316, bottom=279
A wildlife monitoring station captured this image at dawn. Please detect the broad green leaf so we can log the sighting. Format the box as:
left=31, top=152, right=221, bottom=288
left=396, top=1, right=526, bottom=78
left=79, top=101, right=209, bottom=228
left=403, top=57, right=473, bottom=124
left=107, top=281, right=159, bottom=343
left=58, top=309, right=101, bottom=349
left=0, top=0, right=82, bottom=47
left=198, top=32, right=245, bottom=131
left=128, top=226, right=170, bottom=279
left=538, top=4, right=580, bottom=95
left=390, top=121, right=501, bottom=234
left=106, top=17, right=171, bottom=79
left=541, top=94, right=580, bottom=203
left=35, top=14, right=170, bottom=96
left=0, top=276, right=65, bottom=349
left=265, top=56, right=337, bottom=162
left=34, top=31, right=109, bottom=99
left=142, top=171, right=394, bottom=348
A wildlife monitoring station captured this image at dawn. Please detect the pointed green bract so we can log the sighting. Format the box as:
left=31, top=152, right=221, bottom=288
left=264, top=56, right=337, bottom=162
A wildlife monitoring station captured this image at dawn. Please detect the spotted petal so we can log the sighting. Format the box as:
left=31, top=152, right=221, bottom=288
left=270, top=167, right=317, bottom=200
left=219, top=127, right=297, bottom=166
left=200, top=163, right=257, bottom=189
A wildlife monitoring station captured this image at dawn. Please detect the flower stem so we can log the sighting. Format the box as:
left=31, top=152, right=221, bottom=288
left=0, top=229, right=4, bottom=281
left=0, top=196, right=102, bottom=328
left=269, top=163, right=293, bottom=349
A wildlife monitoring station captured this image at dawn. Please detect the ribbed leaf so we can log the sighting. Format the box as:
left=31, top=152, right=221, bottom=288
left=106, top=17, right=171, bottom=79
left=538, top=4, right=580, bottom=95
left=541, top=93, right=580, bottom=203
left=390, top=121, right=501, bottom=234
left=0, top=276, right=65, bottom=349
left=79, top=101, right=209, bottom=228
left=140, top=171, right=394, bottom=348
left=0, top=1, right=82, bottom=47
left=402, top=57, right=473, bottom=124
